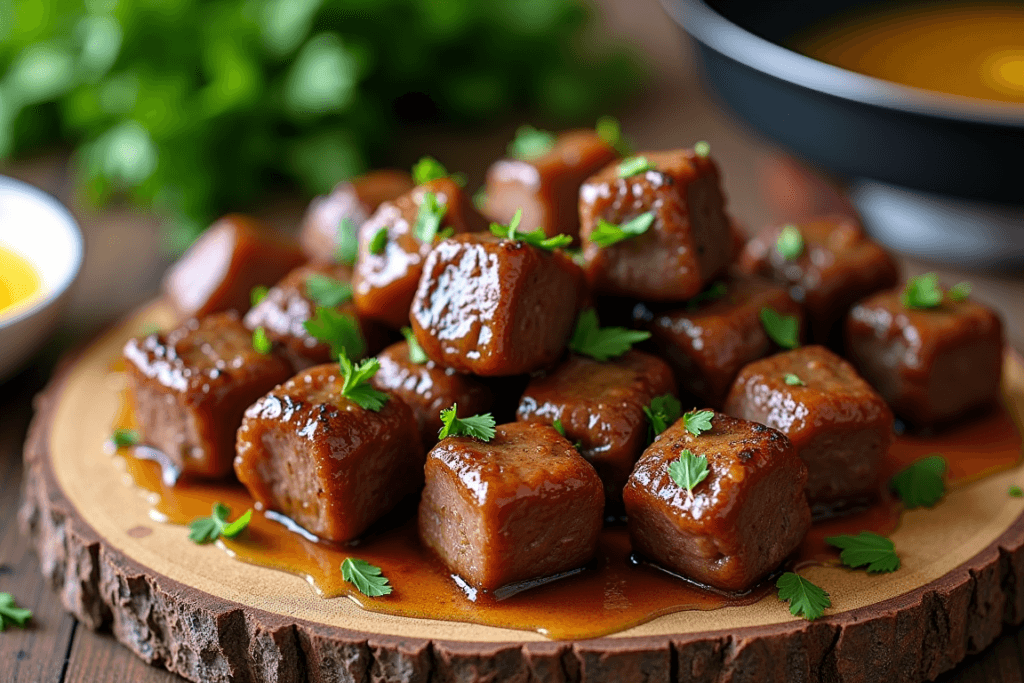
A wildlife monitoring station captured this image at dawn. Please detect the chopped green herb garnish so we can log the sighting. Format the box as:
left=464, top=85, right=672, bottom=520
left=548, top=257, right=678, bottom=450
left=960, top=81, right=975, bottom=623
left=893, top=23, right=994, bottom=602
left=438, top=404, right=496, bottom=441
left=693, top=140, right=711, bottom=158
left=553, top=419, right=566, bottom=437
left=412, top=155, right=449, bottom=185
left=596, top=115, right=632, bottom=156
left=617, top=155, right=656, bottom=178
left=668, top=449, right=709, bottom=500
left=686, top=281, right=728, bottom=311
left=305, top=273, right=353, bottom=307
left=826, top=531, right=900, bottom=573
left=369, top=226, right=388, bottom=255
left=760, top=307, right=800, bottom=349
left=252, top=327, right=272, bottom=355
left=589, top=211, right=655, bottom=248
left=681, top=409, right=714, bottom=437
left=401, top=326, right=429, bottom=364
left=1010, top=486, right=1023, bottom=498
left=341, top=558, right=392, bottom=597
left=776, top=572, right=830, bottom=621
left=508, top=124, right=556, bottom=160
left=0, top=593, right=32, bottom=630
left=784, top=373, right=805, bottom=386
left=413, top=191, right=449, bottom=243
left=188, top=503, right=253, bottom=544
left=472, top=188, right=488, bottom=212
left=250, top=285, right=270, bottom=307
left=112, top=428, right=140, bottom=448
left=902, top=273, right=943, bottom=310
left=644, top=394, right=682, bottom=442
left=338, top=351, right=389, bottom=411
left=775, top=225, right=804, bottom=260
left=335, top=217, right=359, bottom=265
left=489, top=209, right=572, bottom=250
left=303, top=307, right=366, bottom=359
left=890, top=454, right=946, bottom=509
left=948, top=281, right=972, bottom=302
left=569, top=308, right=651, bottom=362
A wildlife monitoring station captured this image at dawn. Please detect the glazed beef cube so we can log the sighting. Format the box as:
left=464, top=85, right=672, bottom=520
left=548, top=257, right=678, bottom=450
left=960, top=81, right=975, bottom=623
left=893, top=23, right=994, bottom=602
left=624, top=412, right=810, bottom=591
left=578, top=148, right=732, bottom=301
left=516, top=350, right=676, bottom=503
left=243, top=263, right=388, bottom=371
left=162, top=215, right=305, bottom=320
left=738, top=215, right=899, bottom=346
left=372, top=341, right=492, bottom=447
left=299, top=170, right=414, bottom=263
left=483, top=129, right=619, bottom=241
left=635, top=275, right=804, bottom=408
left=419, top=422, right=604, bottom=591
left=123, top=312, right=293, bottom=479
left=410, top=233, right=586, bottom=376
left=353, top=177, right=486, bottom=329
left=724, top=345, right=893, bottom=510
left=846, top=288, right=1003, bottom=427
left=235, top=364, right=424, bottom=542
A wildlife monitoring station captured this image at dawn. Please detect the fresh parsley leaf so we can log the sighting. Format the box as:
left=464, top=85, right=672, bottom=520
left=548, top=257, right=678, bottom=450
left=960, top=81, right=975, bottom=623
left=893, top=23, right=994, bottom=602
left=412, top=155, right=449, bottom=184
left=776, top=572, right=830, bottom=620
left=188, top=503, right=253, bottom=544
left=112, top=428, right=140, bottom=448
left=552, top=419, right=566, bottom=437
left=902, top=273, right=943, bottom=310
left=489, top=209, right=572, bottom=250
left=760, top=307, right=800, bottom=349
left=305, top=273, right=353, bottom=307
left=686, top=281, right=728, bottom=311
left=681, top=409, right=714, bottom=437
left=617, top=155, right=656, bottom=178
left=644, top=394, right=682, bottom=442
left=472, top=188, right=488, bottom=212
left=784, top=373, right=805, bottom=386
left=775, top=225, right=804, bottom=260
left=252, top=327, right=272, bottom=355
left=569, top=308, right=651, bottom=362
left=1011, top=486, right=1024, bottom=498
left=948, top=281, right=972, bottom=302
left=508, top=125, right=556, bottom=160
left=401, top=326, right=429, bottom=364
left=369, top=226, right=388, bottom=255
left=304, top=307, right=366, bottom=359
left=250, top=285, right=269, bottom=307
left=338, top=351, right=389, bottom=412
left=596, top=115, right=632, bottom=156
left=438, top=404, right=496, bottom=441
left=694, top=140, right=711, bottom=158
left=668, top=449, right=709, bottom=500
left=335, top=217, right=359, bottom=265
left=890, top=455, right=946, bottom=508
left=589, top=211, right=655, bottom=248
left=341, top=557, right=393, bottom=597
left=413, top=191, right=449, bottom=243
left=0, top=593, right=32, bottom=630
left=825, top=531, right=900, bottom=573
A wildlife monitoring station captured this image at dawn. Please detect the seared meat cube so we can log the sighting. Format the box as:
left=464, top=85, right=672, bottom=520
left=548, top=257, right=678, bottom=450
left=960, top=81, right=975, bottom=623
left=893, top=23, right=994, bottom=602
left=299, top=170, right=415, bottom=263
left=738, top=215, right=899, bottom=346
left=162, top=215, right=305, bottom=320
left=235, top=363, right=424, bottom=542
left=624, top=412, right=810, bottom=591
left=483, top=129, right=619, bottom=241
left=372, top=340, right=493, bottom=447
left=419, top=422, right=604, bottom=591
left=243, top=263, right=388, bottom=371
left=410, top=233, right=586, bottom=376
left=846, top=286, right=1003, bottom=427
left=578, top=148, right=732, bottom=301
left=516, top=351, right=676, bottom=503
left=123, top=312, right=293, bottom=479
left=724, top=346, right=893, bottom=509
left=635, top=275, right=804, bottom=408
left=353, top=178, right=486, bottom=329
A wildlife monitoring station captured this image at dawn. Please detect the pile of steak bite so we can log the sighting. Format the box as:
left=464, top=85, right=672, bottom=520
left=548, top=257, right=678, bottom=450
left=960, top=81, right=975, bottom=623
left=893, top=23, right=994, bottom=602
left=124, top=127, right=1005, bottom=595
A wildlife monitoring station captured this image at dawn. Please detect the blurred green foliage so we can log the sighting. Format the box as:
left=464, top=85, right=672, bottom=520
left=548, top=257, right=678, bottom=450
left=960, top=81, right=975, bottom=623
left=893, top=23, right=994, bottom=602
left=0, top=0, right=642, bottom=251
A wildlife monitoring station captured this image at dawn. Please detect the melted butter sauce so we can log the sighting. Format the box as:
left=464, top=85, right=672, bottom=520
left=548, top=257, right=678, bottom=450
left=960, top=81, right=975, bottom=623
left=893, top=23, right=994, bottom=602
left=112, top=392, right=1022, bottom=640
left=0, top=244, right=43, bottom=317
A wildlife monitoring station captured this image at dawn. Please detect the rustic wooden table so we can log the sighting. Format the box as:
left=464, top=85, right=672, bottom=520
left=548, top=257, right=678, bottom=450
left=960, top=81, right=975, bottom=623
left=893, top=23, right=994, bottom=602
left=1, top=1, right=1022, bottom=680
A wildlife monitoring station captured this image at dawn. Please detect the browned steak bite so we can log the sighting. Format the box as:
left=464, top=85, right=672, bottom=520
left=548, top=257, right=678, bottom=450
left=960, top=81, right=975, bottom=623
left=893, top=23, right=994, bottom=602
left=123, top=312, right=293, bottom=479
left=578, top=148, right=732, bottom=301
left=724, top=345, right=893, bottom=511
left=624, top=412, right=810, bottom=592
left=419, top=422, right=604, bottom=591
left=162, top=215, right=306, bottom=321
left=299, top=170, right=414, bottom=263
left=516, top=350, right=676, bottom=503
left=634, top=275, right=804, bottom=408
left=483, top=129, right=619, bottom=241
left=353, top=177, right=486, bottom=329
left=235, top=364, right=424, bottom=543
left=372, top=340, right=493, bottom=448
left=410, top=233, right=586, bottom=376
left=243, top=263, right=388, bottom=371
left=738, top=215, right=900, bottom=347
left=846, top=287, right=1003, bottom=427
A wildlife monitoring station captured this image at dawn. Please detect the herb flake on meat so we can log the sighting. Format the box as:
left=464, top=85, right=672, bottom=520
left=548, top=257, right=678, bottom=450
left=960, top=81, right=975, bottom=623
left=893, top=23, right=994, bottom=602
left=401, top=327, right=429, bottom=364
left=589, top=211, right=655, bottom=248
left=644, top=394, right=682, bottom=442
left=339, top=352, right=389, bottom=412
left=775, top=225, right=804, bottom=260
left=569, top=308, right=651, bottom=362
left=507, top=125, right=556, bottom=160
left=335, top=217, right=359, bottom=265
left=438, top=404, right=496, bottom=441
left=759, top=307, right=800, bottom=349
left=668, top=449, right=709, bottom=500
left=413, top=191, right=452, bottom=243
left=489, top=208, right=572, bottom=250
left=617, top=155, right=656, bottom=178
left=251, top=327, right=272, bottom=355
left=304, top=307, right=366, bottom=360
left=681, top=409, right=714, bottom=437
left=305, top=273, right=353, bottom=307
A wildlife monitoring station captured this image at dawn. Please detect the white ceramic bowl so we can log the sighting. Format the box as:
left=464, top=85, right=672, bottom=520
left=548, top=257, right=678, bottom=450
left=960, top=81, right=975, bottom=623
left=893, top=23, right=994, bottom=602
left=0, top=175, right=84, bottom=382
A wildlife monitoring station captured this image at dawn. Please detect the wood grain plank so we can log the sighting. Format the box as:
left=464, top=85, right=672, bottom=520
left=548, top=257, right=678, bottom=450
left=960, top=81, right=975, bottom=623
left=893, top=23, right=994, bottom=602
left=64, top=626, right=183, bottom=683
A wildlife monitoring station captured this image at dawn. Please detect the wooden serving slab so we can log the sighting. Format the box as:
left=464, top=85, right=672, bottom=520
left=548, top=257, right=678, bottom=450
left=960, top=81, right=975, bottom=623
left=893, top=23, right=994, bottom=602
left=19, top=303, right=1024, bottom=683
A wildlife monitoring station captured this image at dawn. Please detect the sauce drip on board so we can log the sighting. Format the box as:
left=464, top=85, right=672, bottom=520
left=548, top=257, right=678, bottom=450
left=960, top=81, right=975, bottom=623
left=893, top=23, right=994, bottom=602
left=0, top=243, right=42, bottom=317
left=111, top=390, right=1022, bottom=640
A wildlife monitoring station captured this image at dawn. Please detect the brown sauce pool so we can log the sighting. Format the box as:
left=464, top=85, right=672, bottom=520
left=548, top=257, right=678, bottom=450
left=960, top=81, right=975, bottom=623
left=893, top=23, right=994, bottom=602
left=111, top=393, right=1022, bottom=640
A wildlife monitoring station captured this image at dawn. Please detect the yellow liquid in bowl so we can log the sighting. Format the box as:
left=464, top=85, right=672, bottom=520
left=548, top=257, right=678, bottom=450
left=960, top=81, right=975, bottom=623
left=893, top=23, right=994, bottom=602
left=0, top=244, right=43, bottom=317
left=791, top=2, right=1024, bottom=103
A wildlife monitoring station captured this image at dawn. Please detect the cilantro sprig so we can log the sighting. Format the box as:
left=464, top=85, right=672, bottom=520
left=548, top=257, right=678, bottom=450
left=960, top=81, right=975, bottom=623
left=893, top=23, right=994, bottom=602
left=250, top=285, right=269, bottom=307
left=902, top=273, right=943, bottom=310
left=596, top=115, right=632, bottom=156
left=668, top=449, right=709, bottom=501
left=489, top=209, right=572, bottom=250
left=775, top=225, right=804, bottom=260
left=617, top=156, right=656, bottom=178
left=681, top=409, right=714, bottom=436
left=825, top=531, right=900, bottom=574
left=508, top=124, right=556, bottom=160
left=338, top=351, right=389, bottom=411
left=305, top=273, right=353, bottom=307
left=252, top=327, right=272, bottom=355
left=760, top=307, right=800, bottom=349
left=644, top=394, right=682, bottom=442
left=438, top=404, right=496, bottom=441
left=304, top=307, right=366, bottom=359
left=589, top=211, right=655, bottom=248
left=948, top=281, right=972, bottom=302
left=890, top=454, right=946, bottom=509
left=368, top=226, right=388, bottom=255
left=569, top=309, right=651, bottom=362
left=401, top=326, right=429, bottom=364
left=776, top=572, right=830, bottom=621
left=335, top=217, right=359, bottom=265
left=413, top=191, right=453, bottom=243
left=112, top=428, right=140, bottom=448
left=0, top=593, right=32, bottom=630
left=341, top=558, right=393, bottom=597
left=784, top=373, right=805, bottom=386
left=412, top=155, right=448, bottom=185
left=188, top=503, right=253, bottom=544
